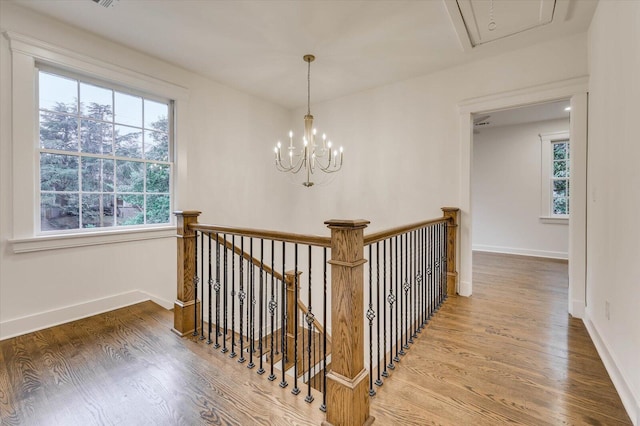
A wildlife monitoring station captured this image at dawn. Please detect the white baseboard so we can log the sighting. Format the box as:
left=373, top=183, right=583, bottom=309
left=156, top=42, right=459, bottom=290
left=583, top=314, right=639, bottom=425
left=458, top=280, right=472, bottom=297
left=570, top=298, right=585, bottom=319
left=473, top=244, right=568, bottom=260
left=0, top=290, right=173, bottom=341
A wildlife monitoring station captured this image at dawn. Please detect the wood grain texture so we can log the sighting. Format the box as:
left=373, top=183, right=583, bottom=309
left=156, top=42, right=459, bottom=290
left=0, top=302, right=324, bottom=426
left=369, top=252, right=632, bottom=425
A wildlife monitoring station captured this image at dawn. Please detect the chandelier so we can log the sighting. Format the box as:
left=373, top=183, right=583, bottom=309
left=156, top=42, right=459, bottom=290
left=274, top=54, right=343, bottom=187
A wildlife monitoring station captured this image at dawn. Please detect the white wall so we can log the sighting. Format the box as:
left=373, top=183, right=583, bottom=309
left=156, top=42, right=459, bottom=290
left=0, top=3, right=291, bottom=339
left=472, top=119, right=569, bottom=259
left=284, top=33, right=587, bottom=299
left=586, top=2, right=640, bottom=424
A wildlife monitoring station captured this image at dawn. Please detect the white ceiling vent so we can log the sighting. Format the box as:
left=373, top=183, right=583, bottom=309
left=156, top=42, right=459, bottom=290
left=444, top=0, right=570, bottom=50
left=91, top=0, right=118, bottom=8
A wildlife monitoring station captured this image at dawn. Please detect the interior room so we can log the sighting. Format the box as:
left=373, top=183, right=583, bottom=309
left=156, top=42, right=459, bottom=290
left=1, top=1, right=638, bottom=425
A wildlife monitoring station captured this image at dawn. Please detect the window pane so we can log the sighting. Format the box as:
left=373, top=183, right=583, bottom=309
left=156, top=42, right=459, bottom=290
left=80, top=83, right=113, bottom=120
left=40, top=153, right=78, bottom=191
left=553, top=180, right=567, bottom=197
left=40, top=111, right=79, bottom=151
left=82, top=194, right=115, bottom=228
left=115, top=125, right=143, bottom=158
left=553, top=197, right=568, bottom=215
left=81, top=119, right=113, bottom=154
left=553, top=160, right=567, bottom=177
left=146, top=194, right=170, bottom=224
left=144, top=130, right=169, bottom=161
left=146, top=163, right=169, bottom=193
left=39, top=72, right=77, bottom=113
left=553, top=143, right=567, bottom=160
left=117, top=195, right=144, bottom=226
left=144, top=99, right=168, bottom=129
left=116, top=160, right=144, bottom=192
left=114, top=92, right=142, bottom=127
left=82, top=157, right=100, bottom=192
left=41, top=193, right=79, bottom=230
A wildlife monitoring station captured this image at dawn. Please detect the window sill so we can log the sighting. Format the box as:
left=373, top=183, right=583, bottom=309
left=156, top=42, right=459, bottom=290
left=10, top=226, right=177, bottom=253
left=539, top=216, right=569, bottom=225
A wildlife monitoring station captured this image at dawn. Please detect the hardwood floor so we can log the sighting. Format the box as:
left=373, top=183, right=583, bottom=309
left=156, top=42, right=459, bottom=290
left=0, top=252, right=631, bottom=425
left=369, top=252, right=632, bottom=425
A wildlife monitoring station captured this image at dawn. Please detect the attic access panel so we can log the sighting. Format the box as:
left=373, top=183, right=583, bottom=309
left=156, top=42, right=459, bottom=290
left=454, top=0, right=556, bottom=47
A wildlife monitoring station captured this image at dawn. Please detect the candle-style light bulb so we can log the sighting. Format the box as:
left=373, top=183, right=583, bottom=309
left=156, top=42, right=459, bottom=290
left=289, top=131, right=293, bottom=148
left=339, top=146, right=343, bottom=165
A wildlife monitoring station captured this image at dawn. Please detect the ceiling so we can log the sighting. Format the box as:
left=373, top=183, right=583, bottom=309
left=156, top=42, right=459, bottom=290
left=473, top=99, right=571, bottom=132
left=9, top=0, right=598, bottom=109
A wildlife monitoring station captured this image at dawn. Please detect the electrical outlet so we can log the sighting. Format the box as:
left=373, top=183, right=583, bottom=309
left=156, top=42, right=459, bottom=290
left=605, top=301, right=610, bottom=320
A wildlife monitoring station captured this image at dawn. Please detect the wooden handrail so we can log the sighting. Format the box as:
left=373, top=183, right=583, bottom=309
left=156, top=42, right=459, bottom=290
left=364, top=217, right=447, bottom=245
left=209, top=233, right=285, bottom=282
left=190, top=223, right=331, bottom=247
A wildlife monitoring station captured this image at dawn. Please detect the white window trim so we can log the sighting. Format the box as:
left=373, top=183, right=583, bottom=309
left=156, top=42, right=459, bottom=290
left=4, top=31, right=190, bottom=253
left=539, top=130, right=569, bottom=223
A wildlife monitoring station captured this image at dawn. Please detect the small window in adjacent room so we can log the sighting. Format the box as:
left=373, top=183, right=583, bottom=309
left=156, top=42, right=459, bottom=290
left=540, top=131, right=570, bottom=220
left=37, top=68, right=173, bottom=233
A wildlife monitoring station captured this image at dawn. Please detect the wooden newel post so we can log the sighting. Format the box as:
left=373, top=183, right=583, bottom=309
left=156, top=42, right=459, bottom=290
left=323, top=219, right=375, bottom=426
left=441, top=207, right=460, bottom=297
left=172, top=210, right=202, bottom=336
left=285, top=270, right=302, bottom=366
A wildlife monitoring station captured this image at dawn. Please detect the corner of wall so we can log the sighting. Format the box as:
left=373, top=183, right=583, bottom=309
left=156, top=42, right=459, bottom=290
left=583, top=312, right=639, bottom=425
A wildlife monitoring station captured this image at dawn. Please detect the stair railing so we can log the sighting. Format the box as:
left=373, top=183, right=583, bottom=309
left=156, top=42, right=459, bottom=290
left=173, top=208, right=459, bottom=426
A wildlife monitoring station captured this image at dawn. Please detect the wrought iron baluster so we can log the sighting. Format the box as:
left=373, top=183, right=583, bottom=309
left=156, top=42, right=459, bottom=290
left=400, top=234, right=409, bottom=355
left=305, top=245, right=314, bottom=403
left=257, top=239, right=265, bottom=375
left=248, top=238, right=255, bottom=368
left=230, top=235, right=237, bottom=358
left=375, top=242, right=383, bottom=387
left=238, top=236, right=246, bottom=363
left=367, top=244, right=376, bottom=396
left=207, top=233, right=213, bottom=344
left=388, top=237, right=396, bottom=369
left=280, top=241, right=288, bottom=388
left=411, top=230, right=417, bottom=340
left=320, top=247, right=328, bottom=412
left=268, top=239, right=276, bottom=381
left=382, top=239, right=389, bottom=377
left=408, top=231, right=415, bottom=344
left=193, top=230, right=199, bottom=337
left=214, top=233, right=221, bottom=349
left=292, top=243, right=300, bottom=395
left=222, top=234, right=228, bottom=353
left=393, top=236, right=400, bottom=363
left=200, top=232, right=205, bottom=340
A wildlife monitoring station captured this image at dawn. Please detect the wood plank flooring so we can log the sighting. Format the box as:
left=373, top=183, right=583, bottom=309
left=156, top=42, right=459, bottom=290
left=369, top=252, right=632, bottom=425
left=0, top=252, right=631, bottom=425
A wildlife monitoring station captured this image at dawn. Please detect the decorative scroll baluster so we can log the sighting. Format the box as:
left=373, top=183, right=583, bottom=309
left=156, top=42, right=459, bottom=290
left=408, top=232, right=414, bottom=344
left=200, top=233, right=205, bottom=340
left=238, top=236, right=246, bottom=363
left=207, top=234, right=213, bottom=344
left=375, top=242, right=383, bottom=387
left=305, top=245, right=314, bottom=403
left=214, top=233, right=221, bottom=348
left=268, top=240, right=276, bottom=381
left=394, top=235, right=400, bottom=363
left=388, top=237, right=396, bottom=370
left=222, top=234, right=228, bottom=353
left=292, top=243, right=300, bottom=395
left=257, top=239, right=265, bottom=375
left=248, top=238, right=255, bottom=368
left=367, top=244, right=376, bottom=396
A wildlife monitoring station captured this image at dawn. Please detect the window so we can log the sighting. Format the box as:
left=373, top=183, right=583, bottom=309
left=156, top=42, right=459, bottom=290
left=540, top=131, right=570, bottom=219
left=38, top=69, right=172, bottom=232
left=551, top=140, right=569, bottom=215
